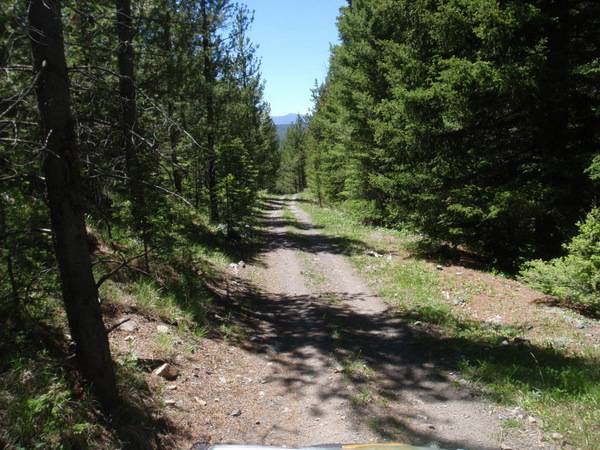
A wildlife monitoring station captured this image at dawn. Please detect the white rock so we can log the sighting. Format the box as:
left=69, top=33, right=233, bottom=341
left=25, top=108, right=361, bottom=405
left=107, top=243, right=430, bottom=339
left=120, top=320, right=138, bottom=331
left=551, top=432, right=564, bottom=441
left=156, top=325, right=170, bottom=334
left=155, top=363, right=179, bottom=380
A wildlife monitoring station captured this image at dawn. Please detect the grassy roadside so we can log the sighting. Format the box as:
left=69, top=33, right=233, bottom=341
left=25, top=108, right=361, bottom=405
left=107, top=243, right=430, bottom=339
left=296, top=192, right=600, bottom=450
left=0, top=202, right=262, bottom=448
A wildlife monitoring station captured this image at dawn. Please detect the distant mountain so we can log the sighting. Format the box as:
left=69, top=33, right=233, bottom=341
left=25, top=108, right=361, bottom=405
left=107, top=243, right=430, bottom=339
left=272, top=113, right=304, bottom=125
left=276, top=124, right=291, bottom=141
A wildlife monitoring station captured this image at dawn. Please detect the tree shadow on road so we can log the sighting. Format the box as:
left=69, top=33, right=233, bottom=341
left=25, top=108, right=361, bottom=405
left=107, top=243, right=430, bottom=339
left=198, top=194, right=600, bottom=450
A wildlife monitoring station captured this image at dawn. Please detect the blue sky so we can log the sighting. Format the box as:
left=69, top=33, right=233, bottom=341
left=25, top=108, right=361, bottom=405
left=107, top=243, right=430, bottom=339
left=241, top=1, right=345, bottom=117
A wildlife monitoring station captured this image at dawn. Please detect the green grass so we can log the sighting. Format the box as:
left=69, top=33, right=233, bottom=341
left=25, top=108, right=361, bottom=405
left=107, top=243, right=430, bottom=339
left=0, top=354, right=114, bottom=448
left=1, top=196, right=260, bottom=448
left=296, top=192, right=600, bottom=450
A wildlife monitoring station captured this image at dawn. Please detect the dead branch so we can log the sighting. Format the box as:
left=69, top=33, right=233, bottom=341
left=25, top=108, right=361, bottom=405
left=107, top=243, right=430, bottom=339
left=106, top=317, right=131, bottom=334
left=0, top=227, right=52, bottom=240
left=0, top=60, right=46, bottom=120
left=105, top=173, right=194, bottom=207
left=95, top=247, right=155, bottom=288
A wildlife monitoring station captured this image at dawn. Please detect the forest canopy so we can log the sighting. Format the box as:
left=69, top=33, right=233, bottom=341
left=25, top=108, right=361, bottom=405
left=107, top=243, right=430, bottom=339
left=301, top=0, right=600, bottom=269
left=1, top=0, right=279, bottom=412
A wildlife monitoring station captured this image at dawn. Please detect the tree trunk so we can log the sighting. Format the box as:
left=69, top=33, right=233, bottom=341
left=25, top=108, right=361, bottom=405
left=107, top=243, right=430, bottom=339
left=201, top=0, right=219, bottom=222
left=116, top=0, right=147, bottom=238
left=27, top=0, right=119, bottom=411
left=116, top=0, right=138, bottom=180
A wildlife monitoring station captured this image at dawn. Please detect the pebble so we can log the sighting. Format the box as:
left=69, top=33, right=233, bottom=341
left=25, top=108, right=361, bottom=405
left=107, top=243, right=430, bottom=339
left=231, top=409, right=242, bottom=417
left=155, top=363, right=179, bottom=380
left=120, top=320, right=138, bottom=332
left=551, top=432, right=564, bottom=441
left=156, top=325, right=170, bottom=334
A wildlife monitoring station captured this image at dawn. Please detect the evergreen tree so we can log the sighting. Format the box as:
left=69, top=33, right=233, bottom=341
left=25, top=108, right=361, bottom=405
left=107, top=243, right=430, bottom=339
left=309, top=0, right=600, bottom=266
left=27, top=0, right=118, bottom=410
left=277, top=116, right=308, bottom=194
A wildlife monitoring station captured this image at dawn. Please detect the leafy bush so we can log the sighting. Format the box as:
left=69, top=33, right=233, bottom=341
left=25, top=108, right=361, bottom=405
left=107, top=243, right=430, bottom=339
left=520, top=208, right=600, bottom=312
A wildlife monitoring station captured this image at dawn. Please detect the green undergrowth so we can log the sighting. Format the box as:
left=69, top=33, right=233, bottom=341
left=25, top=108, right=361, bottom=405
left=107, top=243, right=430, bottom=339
left=296, top=192, right=600, bottom=449
left=1, top=199, right=263, bottom=448
left=0, top=354, right=115, bottom=448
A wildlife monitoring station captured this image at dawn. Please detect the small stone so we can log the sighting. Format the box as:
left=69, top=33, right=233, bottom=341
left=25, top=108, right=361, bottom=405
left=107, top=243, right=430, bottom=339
left=156, top=325, right=170, bottom=334
left=165, top=384, right=177, bottom=390
left=165, top=399, right=176, bottom=406
left=551, top=432, right=564, bottom=441
left=155, top=363, right=179, bottom=380
left=231, top=409, right=242, bottom=417
left=500, top=444, right=513, bottom=450
left=119, top=320, right=138, bottom=331
left=125, top=335, right=135, bottom=342
left=426, top=423, right=436, bottom=429
left=333, top=365, right=345, bottom=373
left=436, top=265, right=443, bottom=270
left=238, top=260, right=246, bottom=268
left=528, top=416, right=537, bottom=424
left=194, top=397, right=208, bottom=406
left=455, top=271, right=464, bottom=276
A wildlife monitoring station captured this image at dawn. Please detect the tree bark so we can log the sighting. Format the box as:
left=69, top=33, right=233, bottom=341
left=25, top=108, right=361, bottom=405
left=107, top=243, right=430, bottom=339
left=27, top=0, right=119, bottom=410
left=116, top=0, right=146, bottom=228
left=201, top=0, right=219, bottom=221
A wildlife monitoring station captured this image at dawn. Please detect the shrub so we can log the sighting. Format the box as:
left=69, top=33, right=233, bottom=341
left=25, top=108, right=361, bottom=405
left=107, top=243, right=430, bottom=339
left=520, top=208, right=600, bottom=312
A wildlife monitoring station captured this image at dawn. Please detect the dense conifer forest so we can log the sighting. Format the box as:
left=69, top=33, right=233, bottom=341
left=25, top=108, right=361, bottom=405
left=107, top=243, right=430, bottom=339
left=281, top=0, right=600, bottom=269
left=1, top=0, right=600, bottom=447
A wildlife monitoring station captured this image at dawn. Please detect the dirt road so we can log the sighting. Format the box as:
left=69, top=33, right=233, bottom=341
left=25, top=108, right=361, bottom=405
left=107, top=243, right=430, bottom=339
left=238, top=195, right=539, bottom=450
left=138, top=195, right=552, bottom=448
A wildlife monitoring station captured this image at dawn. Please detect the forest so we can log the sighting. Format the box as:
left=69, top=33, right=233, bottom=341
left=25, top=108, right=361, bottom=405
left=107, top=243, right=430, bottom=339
left=1, top=0, right=600, bottom=447
left=277, top=0, right=600, bottom=312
